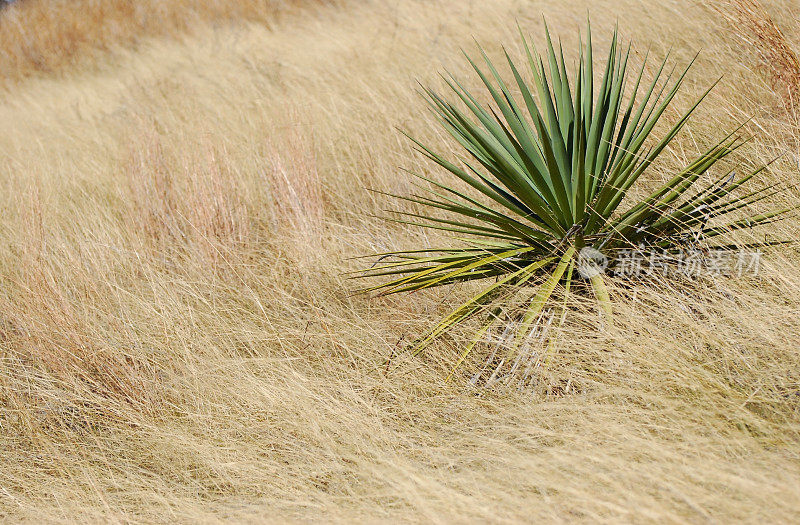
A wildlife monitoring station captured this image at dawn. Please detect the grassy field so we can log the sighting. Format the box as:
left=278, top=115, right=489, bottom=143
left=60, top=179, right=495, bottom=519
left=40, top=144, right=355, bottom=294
left=1, top=0, right=800, bottom=522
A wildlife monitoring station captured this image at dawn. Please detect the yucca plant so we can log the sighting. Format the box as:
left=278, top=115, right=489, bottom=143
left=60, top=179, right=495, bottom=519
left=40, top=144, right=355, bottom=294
left=359, top=23, right=792, bottom=369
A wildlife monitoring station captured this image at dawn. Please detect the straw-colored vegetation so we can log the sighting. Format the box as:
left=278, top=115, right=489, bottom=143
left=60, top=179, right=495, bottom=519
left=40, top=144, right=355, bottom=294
left=1, top=0, right=799, bottom=522
left=709, top=0, right=800, bottom=114
left=0, top=0, right=325, bottom=83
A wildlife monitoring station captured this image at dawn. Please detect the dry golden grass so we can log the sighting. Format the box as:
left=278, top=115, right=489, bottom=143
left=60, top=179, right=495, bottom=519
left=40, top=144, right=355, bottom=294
left=1, top=0, right=800, bottom=522
left=0, top=0, right=326, bottom=83
left=708, top=0, right=800, bottom=115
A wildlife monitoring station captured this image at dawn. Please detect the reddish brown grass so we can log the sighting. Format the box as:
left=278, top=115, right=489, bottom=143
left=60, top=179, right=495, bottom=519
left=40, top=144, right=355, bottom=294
left=122, top=128, right=255, bottom=267
left=263, top=117, right=326, bottom=237
left=0, top=0, right=324, bottom=84
left=711, top=0, right=800, bottom=114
